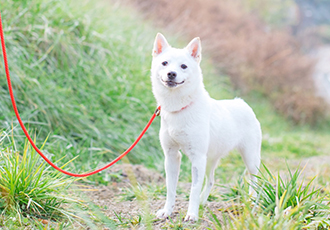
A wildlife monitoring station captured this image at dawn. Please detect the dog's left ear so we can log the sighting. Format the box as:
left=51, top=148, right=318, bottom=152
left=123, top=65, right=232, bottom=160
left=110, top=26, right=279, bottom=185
left=186, top=37, right=202, bottom=63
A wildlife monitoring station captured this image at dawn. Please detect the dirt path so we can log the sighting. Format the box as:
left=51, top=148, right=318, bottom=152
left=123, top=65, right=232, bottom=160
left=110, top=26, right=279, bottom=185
left=81, top=156, right=330, bottom=229
left=82, top=164, right=230, bottom=229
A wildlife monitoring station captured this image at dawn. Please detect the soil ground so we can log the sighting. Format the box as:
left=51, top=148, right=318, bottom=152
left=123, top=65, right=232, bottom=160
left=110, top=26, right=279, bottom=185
left=81, top=157, right=330, bottom=229
left=82, top=164, right=231, bottom=229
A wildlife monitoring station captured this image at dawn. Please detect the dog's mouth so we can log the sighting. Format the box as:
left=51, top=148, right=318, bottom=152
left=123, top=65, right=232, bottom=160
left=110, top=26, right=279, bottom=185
left=161, top=78, right=185, bottom=88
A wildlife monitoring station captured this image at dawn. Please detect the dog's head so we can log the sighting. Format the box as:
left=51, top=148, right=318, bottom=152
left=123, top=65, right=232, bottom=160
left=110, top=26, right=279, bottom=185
left=151, top=33, right=202, bottom=90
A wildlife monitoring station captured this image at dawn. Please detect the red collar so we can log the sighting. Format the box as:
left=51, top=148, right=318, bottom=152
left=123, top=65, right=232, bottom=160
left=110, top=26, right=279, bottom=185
left=173, top=101, right=193, bottom=113
left=157, top=102, right=193, bottom=115
left=180, top=104, right=190, bottom=111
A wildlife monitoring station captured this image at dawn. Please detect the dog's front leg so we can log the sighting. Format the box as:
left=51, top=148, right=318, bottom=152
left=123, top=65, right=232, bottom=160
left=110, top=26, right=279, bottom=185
left=156, top=146, right=181, bottom=219
left=185, top=154, right=206, bottom=222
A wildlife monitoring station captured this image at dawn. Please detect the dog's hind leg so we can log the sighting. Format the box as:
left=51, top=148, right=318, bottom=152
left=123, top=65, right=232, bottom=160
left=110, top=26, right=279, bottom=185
left=200, top=157, right=218, bottom=205
left=238, top=136, right=261, bottom=196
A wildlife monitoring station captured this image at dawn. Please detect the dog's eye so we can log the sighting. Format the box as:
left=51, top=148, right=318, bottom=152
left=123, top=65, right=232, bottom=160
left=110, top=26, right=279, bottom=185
left=181, top=64, right=187, bottom=69
left=162, top=61, right=168, bottom=66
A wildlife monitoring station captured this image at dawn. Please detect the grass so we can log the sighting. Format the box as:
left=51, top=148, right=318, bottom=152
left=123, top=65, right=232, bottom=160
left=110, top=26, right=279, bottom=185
left=0, top=0, right=330, bottom=228
left=253, top=163, right=323, bottom=216
left=0, top=130, right=118, bottom=229
left=0, top=130, right=75, bottom=227
left=214, top=164, right=330, bottom=229
left=0, top=0, right=163, bottom=175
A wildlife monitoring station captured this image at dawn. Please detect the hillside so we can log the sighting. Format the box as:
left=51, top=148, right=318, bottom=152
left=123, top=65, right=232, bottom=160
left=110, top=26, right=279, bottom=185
left=0, top=0, right=163, bottom=173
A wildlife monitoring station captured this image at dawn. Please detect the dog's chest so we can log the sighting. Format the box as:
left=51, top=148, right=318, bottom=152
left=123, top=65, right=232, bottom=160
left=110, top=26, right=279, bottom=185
left=167, top=125, right=189, bottom=144
left=166, top=117, right=189, bottom=141
left=161, top=111, right=204, bottom=145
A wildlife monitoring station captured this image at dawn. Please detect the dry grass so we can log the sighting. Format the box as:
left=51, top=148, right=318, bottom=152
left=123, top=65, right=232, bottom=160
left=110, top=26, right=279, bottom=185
left=125, top=0, right=328, bottom=124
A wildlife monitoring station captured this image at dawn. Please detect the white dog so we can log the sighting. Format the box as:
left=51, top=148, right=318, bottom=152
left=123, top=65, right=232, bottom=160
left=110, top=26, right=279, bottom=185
left=151, top=33, right=261, bottom=221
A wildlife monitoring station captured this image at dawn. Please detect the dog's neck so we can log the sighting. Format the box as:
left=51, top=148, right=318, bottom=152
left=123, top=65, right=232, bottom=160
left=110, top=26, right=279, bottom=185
left=172, top=101, right=194, bottom=113
left=153, top=83, right=207, bottom=113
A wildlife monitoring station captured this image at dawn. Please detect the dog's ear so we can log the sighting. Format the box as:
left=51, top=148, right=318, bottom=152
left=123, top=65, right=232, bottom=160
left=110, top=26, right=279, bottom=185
left=153, top=33, right=170, bottom=57
left=186, top=37, right=202, bottom=63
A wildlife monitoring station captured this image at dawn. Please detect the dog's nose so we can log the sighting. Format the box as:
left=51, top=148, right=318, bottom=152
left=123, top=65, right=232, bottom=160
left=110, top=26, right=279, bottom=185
left=167, top=71, right=177, bottom=80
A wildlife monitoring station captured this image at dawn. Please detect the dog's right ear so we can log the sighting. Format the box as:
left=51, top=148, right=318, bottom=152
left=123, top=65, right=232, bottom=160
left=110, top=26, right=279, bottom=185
left=152, top=33, right=170, bottom=57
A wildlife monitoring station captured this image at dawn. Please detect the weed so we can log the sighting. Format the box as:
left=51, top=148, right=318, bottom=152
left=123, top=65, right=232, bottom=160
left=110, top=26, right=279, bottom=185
left=210, top=163, right=330, bottom=229
left=0, top=139, right=76, bottom=222
left=120, top=185, right=141, bottom=201
left=220, top=175, right=249, bottom=202
left=89, top=170, right=126, bottom=186
left=0, top=132, right=81, bottom=229
left=252, top=163, right=324, bottom=216
left=159, top=212, right=199, bottom=230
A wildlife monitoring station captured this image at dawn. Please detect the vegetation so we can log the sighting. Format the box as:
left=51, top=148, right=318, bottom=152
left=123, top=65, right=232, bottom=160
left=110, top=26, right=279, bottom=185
left=0, top=0, right=163, bottom=175
left=0, top=0, right=329, bottom=228
left=215, top=164, right=330, bottom=229
left=0, top=137, right=75, bottom=222
left=0, top=131, right=118, bottom=229
left=238, top=0, right=296, bottom=27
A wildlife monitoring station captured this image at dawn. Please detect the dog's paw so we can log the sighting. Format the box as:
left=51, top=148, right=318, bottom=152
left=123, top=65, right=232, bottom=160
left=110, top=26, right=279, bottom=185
left=156, top=209, right=171, bottom=219
left=184, top=213, right=198, bottom=222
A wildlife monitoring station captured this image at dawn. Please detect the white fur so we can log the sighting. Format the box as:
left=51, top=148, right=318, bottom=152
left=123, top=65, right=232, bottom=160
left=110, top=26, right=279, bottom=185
left=151, top=33, right=261, bottom=221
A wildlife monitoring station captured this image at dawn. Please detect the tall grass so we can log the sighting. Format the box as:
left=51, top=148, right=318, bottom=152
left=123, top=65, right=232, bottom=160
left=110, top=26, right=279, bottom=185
left=0, top=0, right=164, bottom=175
left=214, top=164, right=330, bottom=229
left=252, top=163, right=326, bottom=220
left=0, top=131, right=78, bottom=226
left=0, top=129, right=119, bottom=229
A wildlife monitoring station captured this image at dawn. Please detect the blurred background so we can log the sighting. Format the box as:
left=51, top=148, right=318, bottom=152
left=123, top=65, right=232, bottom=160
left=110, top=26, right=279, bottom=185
left=126, top=0, right=330, bottom=123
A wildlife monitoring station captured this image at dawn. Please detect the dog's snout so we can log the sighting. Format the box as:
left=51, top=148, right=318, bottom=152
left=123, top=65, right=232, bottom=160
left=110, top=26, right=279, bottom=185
left=167, top=71, right=177, bottom=80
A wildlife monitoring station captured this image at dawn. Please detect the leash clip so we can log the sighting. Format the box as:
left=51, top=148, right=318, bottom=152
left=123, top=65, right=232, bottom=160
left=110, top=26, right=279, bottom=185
left=155, top=106, right=161, bottom=116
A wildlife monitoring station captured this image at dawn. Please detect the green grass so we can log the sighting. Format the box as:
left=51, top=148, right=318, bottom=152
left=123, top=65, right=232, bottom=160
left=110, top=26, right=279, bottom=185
left=0, top=131, right=118, bottom=229
left=215, top=164, right=330, bottom=229
left=0, top=140, right=75, bottom=222
left=0, top=0, right=330, bottom=228
left=0, top=131, right=76, bottom=228
left=254, top=163, right=323, bottom=216
left=0, top=0, right=163, bottom=175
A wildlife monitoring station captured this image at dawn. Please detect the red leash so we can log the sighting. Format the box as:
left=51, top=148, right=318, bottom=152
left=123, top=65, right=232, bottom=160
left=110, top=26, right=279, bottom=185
left=0, top=12, right=160, bottom=177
